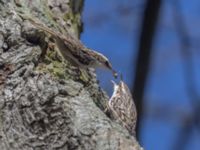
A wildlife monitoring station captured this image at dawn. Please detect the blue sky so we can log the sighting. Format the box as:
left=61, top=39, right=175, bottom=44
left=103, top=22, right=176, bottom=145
left=81, top=0, right=200, bottom=150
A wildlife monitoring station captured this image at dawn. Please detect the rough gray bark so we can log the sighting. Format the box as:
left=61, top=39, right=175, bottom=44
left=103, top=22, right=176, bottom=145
left=0, top=0, right=143, bottom=149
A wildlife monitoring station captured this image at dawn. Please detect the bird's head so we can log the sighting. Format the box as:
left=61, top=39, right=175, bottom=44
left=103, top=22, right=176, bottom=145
left=94, top=52, right=118, bottom=78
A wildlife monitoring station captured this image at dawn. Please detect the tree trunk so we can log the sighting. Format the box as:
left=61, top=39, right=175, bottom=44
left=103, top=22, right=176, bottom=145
left=133, top=0, right=161, bottom=138
left=0, top=0, right=143, bottom=149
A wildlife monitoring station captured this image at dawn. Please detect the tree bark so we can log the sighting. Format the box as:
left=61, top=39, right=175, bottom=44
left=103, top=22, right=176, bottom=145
left=0, top=0, right=143, bottom=149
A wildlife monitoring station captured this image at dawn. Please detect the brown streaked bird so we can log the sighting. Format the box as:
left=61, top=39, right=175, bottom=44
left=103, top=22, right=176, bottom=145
left=20, top=15, right=117, bottom=78
left=109, top=79, right=137, bottom=136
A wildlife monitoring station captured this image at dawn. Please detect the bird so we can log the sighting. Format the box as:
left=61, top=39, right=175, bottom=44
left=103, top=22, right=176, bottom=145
left=20, top=15, right=117, bottom=78
left=108, top=78, right=137, bottom=136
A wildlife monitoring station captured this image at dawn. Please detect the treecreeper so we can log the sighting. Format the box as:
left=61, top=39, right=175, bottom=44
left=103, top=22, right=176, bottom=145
left=20, top=15, right=118, bottom=78
left=108, top=77, right=137, bottom=136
